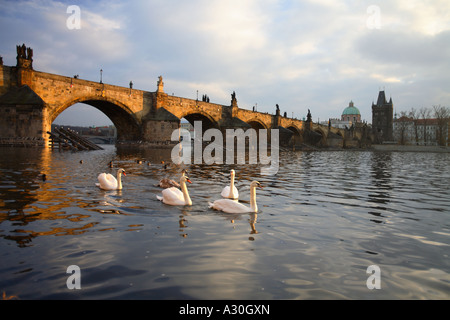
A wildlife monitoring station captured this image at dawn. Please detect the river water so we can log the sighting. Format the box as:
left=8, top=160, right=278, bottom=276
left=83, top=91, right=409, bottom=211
left=0, top=145, right=449, bottom=299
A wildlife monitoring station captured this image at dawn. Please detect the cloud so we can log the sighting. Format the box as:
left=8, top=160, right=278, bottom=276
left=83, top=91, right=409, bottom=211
left=0, top=0, right=131, bottom=78
left=356, top=29, right=450, bottom=67
left=381, top=0, right=450, bottom=36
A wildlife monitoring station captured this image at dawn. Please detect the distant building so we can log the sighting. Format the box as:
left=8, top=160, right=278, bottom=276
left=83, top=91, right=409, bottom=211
left=372, top=90, right=393, bottom=143
left=392, top=115, right=415, bottom=145
left=393, top=115, right=449, bottom=146
left=180, top=121, right=194, bottom=133
left=321, top=101, right=362, bottom=129
left=341, top=101, right=361, bottom=123
left=180, top=121, right=195, bottom=140
left=322, top=118, right=351, bottom=129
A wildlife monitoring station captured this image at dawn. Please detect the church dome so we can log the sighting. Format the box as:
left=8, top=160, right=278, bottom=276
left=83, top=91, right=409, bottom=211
left=342, top=101, right=360, bottom=115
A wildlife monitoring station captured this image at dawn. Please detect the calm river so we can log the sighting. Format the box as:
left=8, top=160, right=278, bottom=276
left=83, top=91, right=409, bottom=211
left=0, top=145, right=449, bottom=299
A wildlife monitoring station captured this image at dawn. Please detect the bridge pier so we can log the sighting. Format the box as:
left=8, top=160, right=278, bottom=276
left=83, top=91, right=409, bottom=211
left=0, top=84, right=48, bottom=147
left=140, top=106, right=180, bottom=146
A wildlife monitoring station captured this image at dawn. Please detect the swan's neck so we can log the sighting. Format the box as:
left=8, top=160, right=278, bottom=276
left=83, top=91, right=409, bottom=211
left=229, top=174, right=236, bottom=198
left=117, top=172, right=123, bottom=190
left=181, top=181, right=192, bottom=205
left=250, top=186, right=257, bottom=212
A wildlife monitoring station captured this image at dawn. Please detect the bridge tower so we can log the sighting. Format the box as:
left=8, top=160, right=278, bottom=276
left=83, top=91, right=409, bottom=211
left=16, top=43, right=34, bottom=86
left=372, top=90, right=393, bottom=143
left=0, top=45, right=48, bottom=146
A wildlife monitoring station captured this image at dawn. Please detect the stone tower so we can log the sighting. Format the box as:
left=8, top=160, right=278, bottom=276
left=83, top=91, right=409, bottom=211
left=16, top=44, right=33, bottom=86
left=16, top=43, right=33, bottom=69
left=372, top=90, right=393, bottom=143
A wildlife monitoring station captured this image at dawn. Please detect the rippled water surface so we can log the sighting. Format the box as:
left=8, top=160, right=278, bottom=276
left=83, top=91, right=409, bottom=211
left=0, top=146, right=449, bottom=299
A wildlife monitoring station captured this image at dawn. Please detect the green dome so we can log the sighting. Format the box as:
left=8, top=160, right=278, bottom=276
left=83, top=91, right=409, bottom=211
left=342, top=101, right=360, bottom=115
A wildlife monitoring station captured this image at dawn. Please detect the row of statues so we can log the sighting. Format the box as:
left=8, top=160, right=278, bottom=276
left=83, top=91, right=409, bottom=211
left=202, top=94, right=210, bottom=102
left=234, top=91, right=313, bottom=121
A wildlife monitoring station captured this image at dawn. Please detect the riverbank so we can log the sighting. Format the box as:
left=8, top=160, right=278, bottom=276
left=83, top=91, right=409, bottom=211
left=371, top=144, right=450, bottom=153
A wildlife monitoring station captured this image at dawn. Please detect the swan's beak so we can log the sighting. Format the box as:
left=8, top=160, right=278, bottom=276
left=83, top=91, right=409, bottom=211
left=186, top=178, right=192, bottom=184
left=122, top=172, right=126, bottom=176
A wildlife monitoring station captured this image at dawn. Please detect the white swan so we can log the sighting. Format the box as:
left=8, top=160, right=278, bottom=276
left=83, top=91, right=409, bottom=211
left=96, top=168, right=126, bottom=190
left=210, top=181, right=262, bottom=213
left=157, top=175, right=192, bottom=206
left=221, top=169, right=239, bottom=199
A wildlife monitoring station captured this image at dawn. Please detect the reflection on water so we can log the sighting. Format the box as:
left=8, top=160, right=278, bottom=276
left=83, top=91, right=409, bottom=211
left=0, top=146, right=449, bottom=299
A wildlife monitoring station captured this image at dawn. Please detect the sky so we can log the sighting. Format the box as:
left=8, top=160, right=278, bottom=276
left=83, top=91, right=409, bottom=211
left=1, top=0, right=449, bottom=127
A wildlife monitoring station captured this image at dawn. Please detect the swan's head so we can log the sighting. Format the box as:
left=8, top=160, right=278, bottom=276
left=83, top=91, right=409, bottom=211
left=230, top=169, right=235, bottom=176
left=181, top=175, right=192, bottom=184
left=250, top=181, right=263, bottom=189
left=118, top=168, right=126, bottom=176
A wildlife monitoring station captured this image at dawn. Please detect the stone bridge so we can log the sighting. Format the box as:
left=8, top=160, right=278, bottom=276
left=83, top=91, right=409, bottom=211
left=0, top=44, right=372, bottom=148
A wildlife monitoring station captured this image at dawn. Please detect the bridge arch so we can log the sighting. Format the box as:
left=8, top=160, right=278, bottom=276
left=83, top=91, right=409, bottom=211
left=245, top=119, right=271, bottom=144
left=247, top=119, right=268, bottom=131
left=50, top=96, right=142, bottom=141
left=287, top=125, right=303, bottom=146
left=179, top=111, right=219, bottom=132
left=313, top=127, right=327, bottom=146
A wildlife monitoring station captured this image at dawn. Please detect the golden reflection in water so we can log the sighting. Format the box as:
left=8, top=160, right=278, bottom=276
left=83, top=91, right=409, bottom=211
left=8, top=221, right=98, bottom=243
left=0, top=147, right=101, bottom=247
left=2, top=291, right=19, bottom=300
left=2, top=187, right=97, bottom=247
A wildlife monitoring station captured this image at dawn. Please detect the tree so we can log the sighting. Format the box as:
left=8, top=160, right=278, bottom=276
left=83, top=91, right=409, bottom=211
left=409, top=107, right=420, bottom=145
left=396, top=111, right=411, bottom=145
left=419, top=107, right=432, bottom=145
left=433, top=105, right=449, bottom=146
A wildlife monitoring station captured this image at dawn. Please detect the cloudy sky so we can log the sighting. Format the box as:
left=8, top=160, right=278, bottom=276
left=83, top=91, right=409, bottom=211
left=1, top=0, right=449, bottom=126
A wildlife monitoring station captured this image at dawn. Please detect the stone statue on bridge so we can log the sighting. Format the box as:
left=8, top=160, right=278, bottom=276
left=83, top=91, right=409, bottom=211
left=27, top=47, right=33, bottom=60
left=231, top=91, right=236, bottom=102
left=17, top=44, right=26, bottom=58
left=157, top=75, right=164, bottom=93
